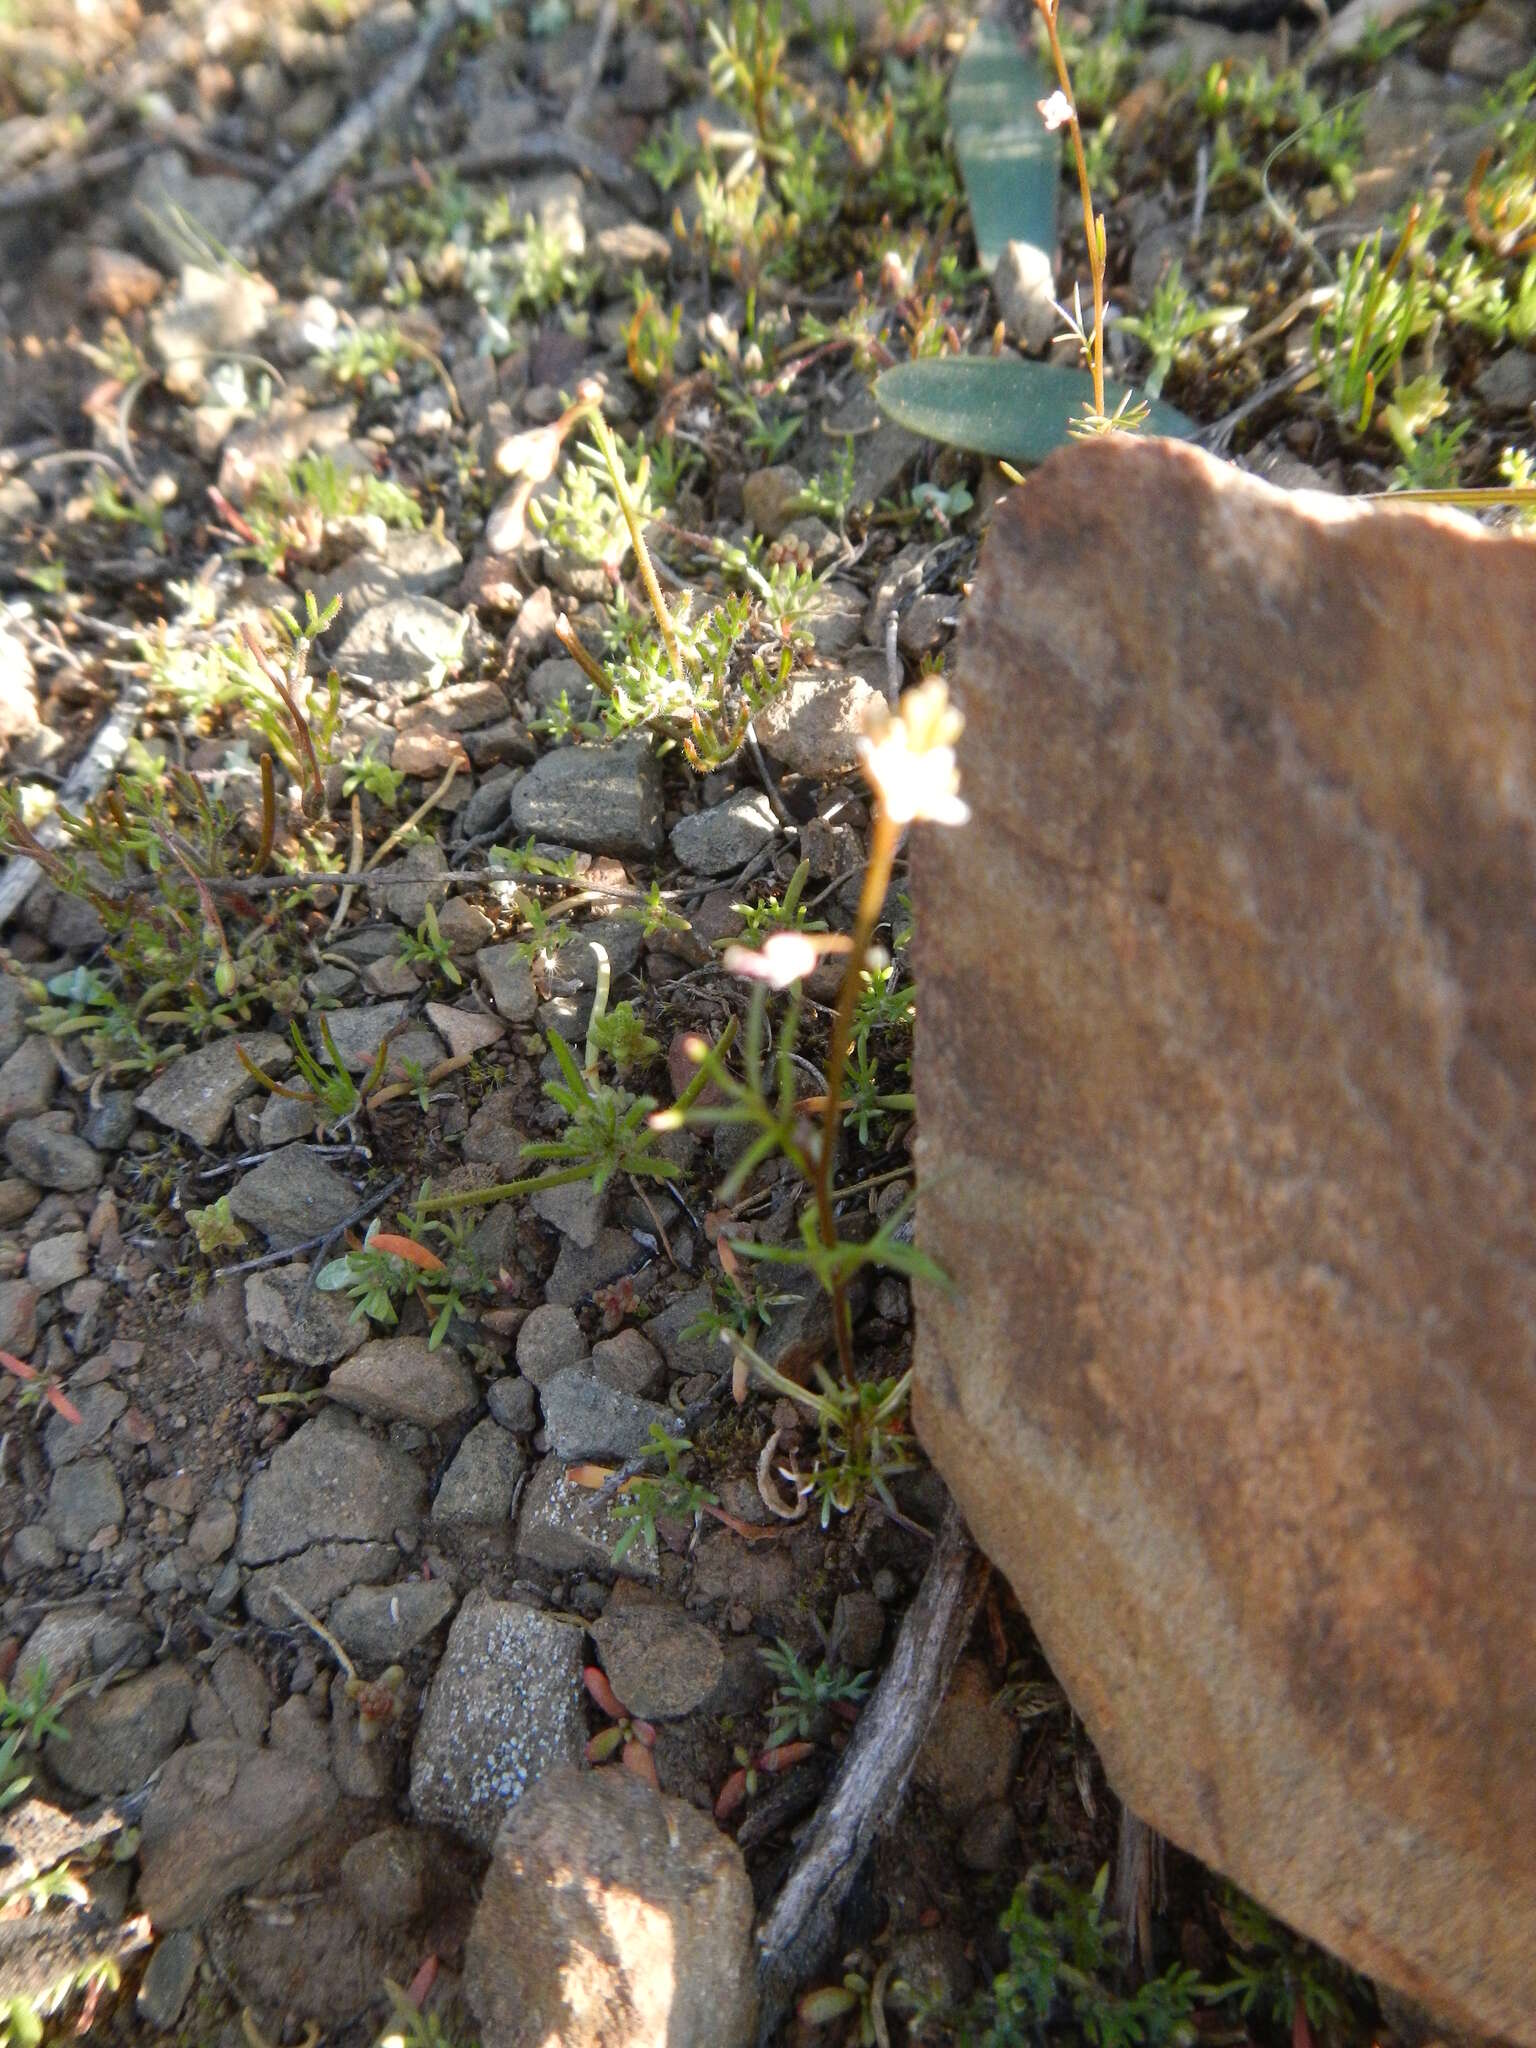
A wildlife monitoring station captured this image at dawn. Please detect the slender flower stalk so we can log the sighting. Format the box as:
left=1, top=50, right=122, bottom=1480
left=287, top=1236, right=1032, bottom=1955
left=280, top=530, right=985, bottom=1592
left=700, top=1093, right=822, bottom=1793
left=1034, top=0, right=1107, bottom=420
left=722, top=680, right=970, bottom=1374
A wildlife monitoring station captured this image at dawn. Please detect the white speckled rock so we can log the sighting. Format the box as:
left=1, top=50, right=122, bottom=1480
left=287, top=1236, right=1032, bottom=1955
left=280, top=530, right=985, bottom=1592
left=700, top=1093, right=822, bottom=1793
left=409, top=1593, right=586, bottom=1850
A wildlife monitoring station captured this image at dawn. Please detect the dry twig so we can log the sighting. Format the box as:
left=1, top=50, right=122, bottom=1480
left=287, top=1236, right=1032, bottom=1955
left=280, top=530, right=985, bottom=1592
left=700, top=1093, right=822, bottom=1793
left=753, top=1498, right=986, bottom=2040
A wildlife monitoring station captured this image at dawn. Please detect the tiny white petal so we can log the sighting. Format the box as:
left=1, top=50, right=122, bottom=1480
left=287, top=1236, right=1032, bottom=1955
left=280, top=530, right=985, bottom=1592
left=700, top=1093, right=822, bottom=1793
left=1037, top=90, right=1075, bottom=131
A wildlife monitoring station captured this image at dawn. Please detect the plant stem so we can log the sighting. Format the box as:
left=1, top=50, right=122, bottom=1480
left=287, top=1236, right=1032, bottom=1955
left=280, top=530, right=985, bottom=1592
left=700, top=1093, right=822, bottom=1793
left=588, top=413, right=686, bottom=685
left=414, top=1161, right=600, bottom=1217
left=1036, top=0, right=1106, bottom=418
left=813, top=807, right=901, bottom=1376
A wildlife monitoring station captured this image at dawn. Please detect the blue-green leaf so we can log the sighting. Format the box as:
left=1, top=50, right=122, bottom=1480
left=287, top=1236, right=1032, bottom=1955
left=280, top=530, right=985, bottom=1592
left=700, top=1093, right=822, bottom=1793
left=875, top=357, right=1195, bottom=465
left=951, top=16, right=1058, bottom=273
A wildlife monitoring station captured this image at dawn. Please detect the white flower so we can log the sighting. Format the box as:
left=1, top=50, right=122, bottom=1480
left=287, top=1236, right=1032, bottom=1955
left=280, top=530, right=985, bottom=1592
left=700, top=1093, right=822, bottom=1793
left=1037, top=89, right=1075, bottom=131
left=857, top=679, right=971, bottom=827
left=722, top=930, right=851, bottom=989
left=879, top=248, right=913, bottom=297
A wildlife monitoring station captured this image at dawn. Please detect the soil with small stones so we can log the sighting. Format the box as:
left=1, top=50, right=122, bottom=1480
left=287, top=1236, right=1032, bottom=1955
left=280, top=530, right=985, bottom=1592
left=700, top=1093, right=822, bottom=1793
left=0, top=0, right=1529, bottom=2041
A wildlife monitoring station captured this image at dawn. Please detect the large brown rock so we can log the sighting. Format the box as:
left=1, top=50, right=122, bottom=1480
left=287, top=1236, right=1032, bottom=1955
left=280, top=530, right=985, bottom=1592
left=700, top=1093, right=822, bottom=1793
left=464, top=1767, right=757, bottom=2048
left=912, top=437, right=1536, bottom=2043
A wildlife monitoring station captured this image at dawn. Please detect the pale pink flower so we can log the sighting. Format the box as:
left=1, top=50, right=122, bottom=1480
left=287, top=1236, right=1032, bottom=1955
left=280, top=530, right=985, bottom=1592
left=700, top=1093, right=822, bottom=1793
left=723, top=930, right=852, bottom=989
left=858, top=679, right=970, bottom=827
left=1037, top=89, right=1075, bottom=131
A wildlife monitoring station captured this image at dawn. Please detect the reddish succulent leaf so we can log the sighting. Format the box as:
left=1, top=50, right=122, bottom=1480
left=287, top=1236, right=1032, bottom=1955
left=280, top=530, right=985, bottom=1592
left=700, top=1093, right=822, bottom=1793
left=703, top=1503, right=786, bottom=1543
left=1292, top=1998, right=1316, bottom=2048
left=404, top=1956, right=439, bottom=2009
left=714, top=1767, right=749, bottom=1821
left=583, top=1666, right=627, bottom=1720
left=622, top=1739, right=660, bottom=1789
left=0, top=1351, right=82, bottom=1423
left=566, top=1461, right=613, bottom=1489
left=368, top=1234, right=446, bottom=1273
left=630, top=1718, right=657, bottom=1748
left=759, top=1740, right=817, bottom=1773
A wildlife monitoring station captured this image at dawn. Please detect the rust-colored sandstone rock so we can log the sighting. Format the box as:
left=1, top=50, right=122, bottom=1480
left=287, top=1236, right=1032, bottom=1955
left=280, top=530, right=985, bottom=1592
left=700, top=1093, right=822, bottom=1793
left=912, top=437, right=1536, bottom=2043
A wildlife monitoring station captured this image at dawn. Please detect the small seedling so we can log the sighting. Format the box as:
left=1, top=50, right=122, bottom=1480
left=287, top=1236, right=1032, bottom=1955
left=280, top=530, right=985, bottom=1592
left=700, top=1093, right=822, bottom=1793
left=342, top=751, right=405, bottom=807
left=582, top=1666, right=659, bottom=1787
left=396, top=903, right=463, bottom=987
left=1, top=1350, right=83, bottom=1426
left=586, top=999, right=661, bottom=1077
left=186, top=1194, right=245, bottom=1256
left=609, top=1423, right=718, bottom=1562
left=238, top=1017, right=389, bottom=1137
left=1, top=1661, right=71, bottom=1811
left=714, top=1736, right=817, bottom=1821
left=760, top=1637, right=872, bottom=1745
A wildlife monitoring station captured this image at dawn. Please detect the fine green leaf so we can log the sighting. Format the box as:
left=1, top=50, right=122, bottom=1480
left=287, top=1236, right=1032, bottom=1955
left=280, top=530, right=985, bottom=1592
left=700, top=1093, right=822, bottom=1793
left=950, top=15, right=1058, bottom=273
left=874, top=356, right=1195, bottom=464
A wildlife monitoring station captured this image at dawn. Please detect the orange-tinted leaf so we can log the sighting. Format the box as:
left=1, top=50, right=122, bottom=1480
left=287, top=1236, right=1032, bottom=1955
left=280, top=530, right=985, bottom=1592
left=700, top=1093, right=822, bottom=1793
left=566, top=1461, right=614, bottom=1489
left=759, top=1740, right=816, bottom=1773
left=0, top=1351, right=82, bottom=1423
left=583, top=1666, right=627, bottom=1719
left=630, top=1718, right=657, bottom=1748
left=1292, top=1997, right=1316, bottom=2048
left=704, top=1502, right=785, bottom=1543
left=622, top=1739, right=660, bottom=1789
left=44, top=1385, right=84, bottom=1424
left=714, top=1767, right=749, bottom=1821
left=404, top=1955, right=439, bottom=2009
left=368, top=1234, right=446, bottom=1273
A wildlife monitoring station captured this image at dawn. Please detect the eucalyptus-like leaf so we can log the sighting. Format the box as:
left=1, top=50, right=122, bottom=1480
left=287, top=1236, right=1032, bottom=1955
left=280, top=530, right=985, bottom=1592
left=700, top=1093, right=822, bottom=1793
left=951, top=14, right=1058, bottom=272
left=875, top=356, right=1194, bottom=464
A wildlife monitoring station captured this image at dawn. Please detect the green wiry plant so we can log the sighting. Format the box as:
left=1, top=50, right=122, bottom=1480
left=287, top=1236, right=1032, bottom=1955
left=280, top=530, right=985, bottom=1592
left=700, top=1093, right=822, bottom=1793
left=731, top=1333, right=919, bottom=1528
left=1118, top=263, right=1248, bottom=398
left=760, top=1638, right=872, bottom=1746
left=1, top=1663, right=69, bottom=1813
left=539, top=407, right=795, bottom=773
left=414, top=1010, right=734, bottom=1221
left=238, top=1016, right=389, bottom=1136
left=608, top=1423, right=718, bottom=1563
left=316, top=1211, right=491, bottom=1350
left=0, top=747, right=309, bottom=1075
left=1311, top=205, right=1434, bottom=437
left=397, top=903, right=463, bottom=987
left=558, top=593, right=794, bottom=772
left=243, top=453, right=422, bottom=575
left=955, top=1866, right=1206, bottom=2048
left=1210, top=1892, right=1370, bottom=2037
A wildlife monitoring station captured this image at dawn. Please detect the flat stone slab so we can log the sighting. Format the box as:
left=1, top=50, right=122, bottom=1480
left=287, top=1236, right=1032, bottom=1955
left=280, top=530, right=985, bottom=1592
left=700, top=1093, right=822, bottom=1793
left=515, top=1456, right=656, bottom=1582
left=670, top=790, right=779, bottom=875
left=508, top=740, right=664, bottom=858
left=326, top=1336, right=478, bottom=1430
left=409, top=1593, right=586, bottom=1850
left=912, top=436, right=1536, bottom=2045
left=137, top=1739, right=338, bottom=1930
left=238, top=1408, right=424, bottom=1564
left=227, top=1147, right=358, bottom=1249
left=135, top=1032, right=291, bottom=1149
left=330, top=1579, right=458, bottom=1664
left=540, top=1374, right=676, bottom=1462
